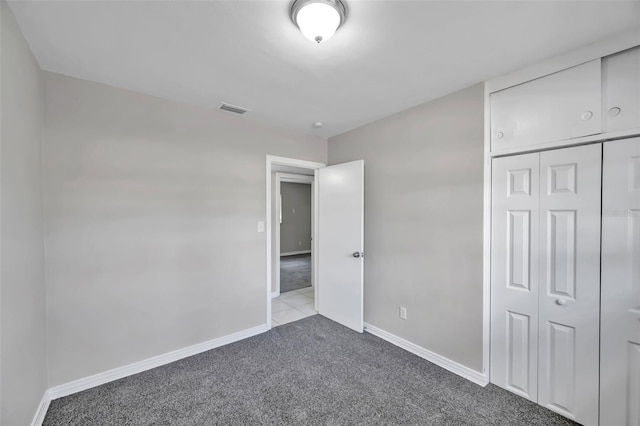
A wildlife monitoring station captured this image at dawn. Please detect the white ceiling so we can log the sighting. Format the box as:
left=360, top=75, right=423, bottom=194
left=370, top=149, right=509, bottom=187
left=8, top=0, right=640, bottom=138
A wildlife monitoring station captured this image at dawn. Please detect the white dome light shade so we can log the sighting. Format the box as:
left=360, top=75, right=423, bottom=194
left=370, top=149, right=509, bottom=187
left=291, top=0, right=347, bottom=44
left=296, top=3, right=340, bottom=43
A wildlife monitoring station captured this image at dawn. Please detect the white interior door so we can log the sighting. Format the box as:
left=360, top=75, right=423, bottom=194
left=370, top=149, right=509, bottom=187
left=601, top=137, right=640, bottom=426
left=538, top=144, right=601, bottom=426
left=490, top=152, right=540, bottom=401
left=317, top=160, right=364, bottom=333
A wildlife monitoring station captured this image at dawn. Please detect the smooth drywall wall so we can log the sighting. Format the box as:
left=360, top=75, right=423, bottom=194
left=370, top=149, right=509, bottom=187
left=328, top=84, right=484, bottom=372
left=280, top=182, right=311, bottom=254
left=43, top=72, right=326, bottom=386
left=0, top=2, right=48, bottom=424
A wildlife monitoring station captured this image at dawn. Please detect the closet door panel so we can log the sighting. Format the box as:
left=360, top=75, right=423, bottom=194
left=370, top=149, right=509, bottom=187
left=538, top=144, right=601, bottom=426
left=490, top=153, right=540, bottom=401
left=603, top=46, right=640, bottom=133
left=601, top=137, right=640, bottom=426
left=490, top=60, right=602, bottom=152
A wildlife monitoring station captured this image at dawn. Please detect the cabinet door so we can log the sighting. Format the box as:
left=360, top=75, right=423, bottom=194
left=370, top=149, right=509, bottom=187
left=490, top=153, right=540, bottom=402
left=601, top=137, right=640, bottom=426
left=538, top=144, right=601, bottom=426
left=603, top=46, right=640, bottom=133
left=491, top=60, right=602, bottom=153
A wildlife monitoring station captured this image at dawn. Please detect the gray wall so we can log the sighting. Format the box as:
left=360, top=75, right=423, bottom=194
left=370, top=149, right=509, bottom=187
left=328, top=84, right=485, bottom=372
left=0, top=6, right=482, bottom=413
left=280, top=182, right=311, bottom=254
left=0, top=2, right=48, bottom=424
left=43, top=72, right=327, bottom=386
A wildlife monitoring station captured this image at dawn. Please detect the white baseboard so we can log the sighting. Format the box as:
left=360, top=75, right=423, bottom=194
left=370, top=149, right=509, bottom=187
left=31, top=390, right=52, bottom=426
left=364, top=322, right=489, bottom=387
left=280, top=250, right=311, bottom=256
left=271, top=291, right=279, bottom=298
left=48, top=323, right=267, bottom=400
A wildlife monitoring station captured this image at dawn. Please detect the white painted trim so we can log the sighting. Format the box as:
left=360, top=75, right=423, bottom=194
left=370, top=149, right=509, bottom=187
left=490, top=127, right=640, bottom=158
left=267, top=155, right=326, bottom=170
left=278, top=173, right=314, bottom=184
left=313, top=169, right=320, bottom=312
left=482, top=82, right=492, bottom=384
left=274, top=173, right=282, bottom=297
left=30, top=390, right=52, bottom=426
left=271, top=291, right=279, bottom=298
left=280, top=250, right=312, bottom=256
left=487, top=30, right=639, bottom=93
left=48, top=324, right=267, bottom=400
left=266, top=155, right=325, bottom=328
left=364, top=323, right=489, bottom=387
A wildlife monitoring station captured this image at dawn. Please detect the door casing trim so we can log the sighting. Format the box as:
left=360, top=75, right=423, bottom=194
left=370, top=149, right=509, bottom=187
left=265, top=155, right=325, bottom=328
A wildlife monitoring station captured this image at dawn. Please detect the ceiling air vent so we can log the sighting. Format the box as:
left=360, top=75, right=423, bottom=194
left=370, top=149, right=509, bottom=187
left=218, top=103, right=250, bottom=115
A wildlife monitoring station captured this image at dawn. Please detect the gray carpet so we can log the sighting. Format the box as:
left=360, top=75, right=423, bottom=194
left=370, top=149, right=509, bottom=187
left=43, top=316, right=576, bottom=426
left=280, top=254, right=311, bottom=293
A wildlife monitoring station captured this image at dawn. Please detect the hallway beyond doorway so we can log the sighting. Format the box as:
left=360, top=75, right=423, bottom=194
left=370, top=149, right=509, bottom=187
left=280, top=254, right=311, bottom=293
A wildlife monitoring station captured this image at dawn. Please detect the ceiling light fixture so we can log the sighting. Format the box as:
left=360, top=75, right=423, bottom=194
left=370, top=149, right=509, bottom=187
left=290, top=0, right=347, bottom=44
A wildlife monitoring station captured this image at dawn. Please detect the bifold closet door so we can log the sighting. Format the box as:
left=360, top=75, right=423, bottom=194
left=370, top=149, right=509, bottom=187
left=491, top=153, right=540, bottom=402
left=538, top=144, right=601, bottom=425
left=601, top=137, right=640, bottom=426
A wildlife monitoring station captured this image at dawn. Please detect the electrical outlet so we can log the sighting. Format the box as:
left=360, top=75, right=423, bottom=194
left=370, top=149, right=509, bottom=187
left=399, top=306, right=407, bottom=320
left=257, top=221, right=265, bottom=233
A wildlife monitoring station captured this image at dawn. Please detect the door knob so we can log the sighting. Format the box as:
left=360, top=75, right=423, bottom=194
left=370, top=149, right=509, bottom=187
left=556, top=299, right=567, bottom=306
left=353, top=251, right=364, bottom=258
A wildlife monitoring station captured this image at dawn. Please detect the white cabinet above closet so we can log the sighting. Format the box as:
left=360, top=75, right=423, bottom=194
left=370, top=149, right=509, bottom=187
left=602, top=46, right=640, bottom=133
left=490, top=60, right=602, bottom=153
left=488, top=38, right=640, bottom=156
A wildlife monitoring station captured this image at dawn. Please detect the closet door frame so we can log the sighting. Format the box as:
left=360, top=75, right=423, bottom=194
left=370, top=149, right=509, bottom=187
left=483, top=35, right=640, bottom=389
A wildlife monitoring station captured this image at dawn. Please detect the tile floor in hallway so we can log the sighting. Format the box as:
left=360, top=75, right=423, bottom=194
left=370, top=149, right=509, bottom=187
left=272, top=286, right=316, bottom=327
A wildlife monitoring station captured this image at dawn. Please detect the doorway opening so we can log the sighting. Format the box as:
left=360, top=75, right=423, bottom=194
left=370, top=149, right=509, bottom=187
left=266, top=156, right=325, bottom=330
left=275, top=174, right=313, bottom=296
left=272, top=173, right=315, bottom=327
left=266, top=155, right=365, bottom=333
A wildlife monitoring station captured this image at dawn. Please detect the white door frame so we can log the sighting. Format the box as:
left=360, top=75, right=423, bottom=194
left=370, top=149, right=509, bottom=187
left=274, top=172, right=314, bottom=298
left=482, top=85, right=492, bottom=385
left=266, top=155, right=326, bottom=329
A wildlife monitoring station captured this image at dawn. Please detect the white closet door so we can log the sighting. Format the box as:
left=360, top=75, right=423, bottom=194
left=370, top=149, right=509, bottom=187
left=538, top=144, right=601, bottom=426
left=490, top=153, right=540, bottom=401
left=601, top=137, right=640, bottom=426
